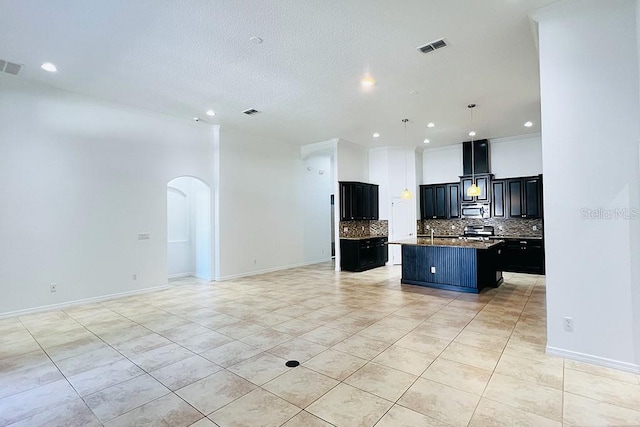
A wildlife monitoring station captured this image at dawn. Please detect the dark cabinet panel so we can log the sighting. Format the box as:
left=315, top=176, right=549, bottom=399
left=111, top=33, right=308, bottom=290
left=340, top=237, right=388, bottom=272
left=461, top=174, right=492, bottom=203
left=462, top=139, right=490, bottom=175
left=447, top=183, right=460, bottom=218
left=505, top=175, right=542, bottom=219
left=420, top=184, right=451, bottom=219
left=435, top=185, right=447, bottom=218
left=491, top=180, right=506, bottom=218
left=499, top=239, right=545, bottom=274
left=339, top=182, right=379, bottom=220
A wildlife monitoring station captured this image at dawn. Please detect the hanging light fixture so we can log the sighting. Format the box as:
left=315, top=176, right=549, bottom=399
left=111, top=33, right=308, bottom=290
left=400, top=118, right=413, bottom=200
left=466, top=104, right=482, bottom=197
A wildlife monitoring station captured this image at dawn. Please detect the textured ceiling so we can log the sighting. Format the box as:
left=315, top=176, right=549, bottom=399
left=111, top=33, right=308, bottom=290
left=0, top=0, right=557, bottom=148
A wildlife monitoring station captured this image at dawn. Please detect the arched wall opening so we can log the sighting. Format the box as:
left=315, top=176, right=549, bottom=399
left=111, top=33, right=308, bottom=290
left=167, top=176, right=212, bottom=280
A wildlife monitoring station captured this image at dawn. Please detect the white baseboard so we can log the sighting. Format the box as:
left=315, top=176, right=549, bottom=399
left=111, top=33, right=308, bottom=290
left=214, top=258, right=332, bottom=281
left=546, top=345, right=640, bottom=374
left=168, top=272, right=194, bottom=279
left=0, top=285, right=171, bottom=319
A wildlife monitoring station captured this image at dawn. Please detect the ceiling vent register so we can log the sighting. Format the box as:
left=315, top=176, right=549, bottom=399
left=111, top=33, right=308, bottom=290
left=417, top=38, right=447, bottom=54
left=0, top=59, right=22, bottom=75
left=242, top=108, right=260, bottom=115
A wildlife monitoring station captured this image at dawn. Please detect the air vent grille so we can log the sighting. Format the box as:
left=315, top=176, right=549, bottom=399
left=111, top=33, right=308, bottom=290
left=0, top=59, right=22, bottom=75
left=417, top=38, right=447, bottom=54
left=242, top=108, right=260, bottom=115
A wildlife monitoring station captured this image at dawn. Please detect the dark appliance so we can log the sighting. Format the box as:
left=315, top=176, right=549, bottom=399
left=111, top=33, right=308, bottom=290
left=461, top=225, right=495, bottom=241
left=461, top=203, right=490, bottom=219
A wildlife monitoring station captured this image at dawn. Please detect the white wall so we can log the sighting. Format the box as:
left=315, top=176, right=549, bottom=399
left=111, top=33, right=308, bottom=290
left=302, top=154, right=333, bottom=262
left=422, top=145, right=462, bottom=184
left=216, top=128, right=309, bottom=279
left=421, top=134, right=542, bottom=184
left=490, top=134, right=542, bottom=178
left=336, top=139, right=369, bottom=181
left=0, top=76, right=214, bottom=315
left=535, top=0, right=640, bottom=370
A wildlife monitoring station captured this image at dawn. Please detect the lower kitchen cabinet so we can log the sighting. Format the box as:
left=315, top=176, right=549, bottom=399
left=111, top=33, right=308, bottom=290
left=340, top=237, right=388, bottom=272
left=499, top=238, right=545, bottom=274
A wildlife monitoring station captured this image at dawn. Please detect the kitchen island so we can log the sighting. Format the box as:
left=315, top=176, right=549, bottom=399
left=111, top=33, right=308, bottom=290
left=390, top=237, right=503, bottom=293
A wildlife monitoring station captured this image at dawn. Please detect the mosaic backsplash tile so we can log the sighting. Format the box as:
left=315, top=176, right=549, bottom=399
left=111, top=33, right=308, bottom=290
left=417, top=218, right=543, bottom=238
left=340, top=220, right=388, bottom=238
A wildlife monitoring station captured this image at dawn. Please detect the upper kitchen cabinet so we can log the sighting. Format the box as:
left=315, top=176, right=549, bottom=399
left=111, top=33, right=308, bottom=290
left=461, top=174, right=492, bottom=203
left=462, top=139, right=490, bottom=176
left=420, top=182, right=460, bottom=219
left=506, top=175, right=543, bottom=218
left=491, top=180, right=506, bottom=218
left=339, top=181, right=379, bottom=220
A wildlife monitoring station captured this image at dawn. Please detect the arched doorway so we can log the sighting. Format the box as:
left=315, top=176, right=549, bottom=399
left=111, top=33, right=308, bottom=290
left=167, top=176, right=211, bottom=280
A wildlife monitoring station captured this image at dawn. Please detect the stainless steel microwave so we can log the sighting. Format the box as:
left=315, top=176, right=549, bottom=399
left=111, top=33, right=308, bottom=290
left=461, top=203, right=490, bottom=219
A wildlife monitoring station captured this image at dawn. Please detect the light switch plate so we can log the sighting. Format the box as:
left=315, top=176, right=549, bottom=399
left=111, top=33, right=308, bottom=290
left=430, top=266, right=436, bottom=274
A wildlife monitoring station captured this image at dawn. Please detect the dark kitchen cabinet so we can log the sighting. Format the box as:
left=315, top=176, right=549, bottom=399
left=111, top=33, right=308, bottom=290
left=499, top=238, right=545, bottom=274
left=461, top=174, right=492, bottom=203
left=491, top=180, right=506, bottom=218
left=462, top=139, right=490, bottom=175
left=340, top=237, right=388, bottom=272
left=506, top=175, right=542, bottom=219
left=339, top=182, right=379, bottom=220
left=420, top=182, right=461, bottom=219
left=447, top=183, right=460, bottom=218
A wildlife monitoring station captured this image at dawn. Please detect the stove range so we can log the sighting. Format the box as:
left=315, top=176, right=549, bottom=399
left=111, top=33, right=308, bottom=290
left=459, top=225, right=495, bottom=241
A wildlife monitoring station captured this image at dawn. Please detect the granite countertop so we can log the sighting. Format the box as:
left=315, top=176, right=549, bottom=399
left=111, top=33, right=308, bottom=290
left=340, top=236, right=388, bottom=241
left=417, top=234, right=543, bottom=240
left=489, top=235, right=543, bottom=240
left=389, top=237, right=503, bottom=249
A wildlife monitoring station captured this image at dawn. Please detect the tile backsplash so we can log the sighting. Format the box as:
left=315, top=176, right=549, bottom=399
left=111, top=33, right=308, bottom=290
left=418, top=218, right=543, bottom=238
left=340, top=220, right=388, bottom=238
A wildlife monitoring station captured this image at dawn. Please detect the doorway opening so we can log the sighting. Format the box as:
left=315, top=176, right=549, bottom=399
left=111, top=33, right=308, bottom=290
left=391, top=198, right=413, bottom=264
left=167, top=177, right=211, bottom=280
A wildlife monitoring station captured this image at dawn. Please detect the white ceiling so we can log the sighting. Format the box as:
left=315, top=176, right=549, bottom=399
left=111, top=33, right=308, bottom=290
left=0, top=0, right=557, bottom=148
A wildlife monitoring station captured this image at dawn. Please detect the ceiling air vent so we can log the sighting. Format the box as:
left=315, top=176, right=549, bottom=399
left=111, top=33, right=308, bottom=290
left=242, top=108, right=260, bottom=115
left=417, top=38, right=447, bottom=54
left=0, top=59, right=22, bottom=75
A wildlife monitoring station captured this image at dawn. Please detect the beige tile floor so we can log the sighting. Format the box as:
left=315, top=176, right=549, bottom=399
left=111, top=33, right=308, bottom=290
left=1, top=263, right=640, bottom=426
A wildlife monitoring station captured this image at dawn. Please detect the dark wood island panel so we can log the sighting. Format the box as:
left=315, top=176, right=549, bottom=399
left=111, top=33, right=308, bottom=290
left=395, top=238, right=503, bottom=293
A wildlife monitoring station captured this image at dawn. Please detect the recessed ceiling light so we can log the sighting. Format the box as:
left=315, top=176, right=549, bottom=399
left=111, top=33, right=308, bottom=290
left=469, top=131, right=476, bottom=137
left=373, top=133, right=380, bottom=138
left=206, top=110, right=216, bottom=116
left=361, top=77, right=376, bottom=87
left=427, top=122, right=435, bottom=128
left=41, top=62, right=57, bottom=72
left=524, top=121, right=533, bottom=127
left=249, top=36, right=263, bottom=44
left=193, top=117, right=200, bottom=122
left=423, top=139, right=430, bottom=144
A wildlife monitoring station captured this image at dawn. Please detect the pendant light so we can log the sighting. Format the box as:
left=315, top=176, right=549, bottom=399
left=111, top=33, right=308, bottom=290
left=400, top=118, right=413, bottom=200
left=466, top=104, right=482, bottom=197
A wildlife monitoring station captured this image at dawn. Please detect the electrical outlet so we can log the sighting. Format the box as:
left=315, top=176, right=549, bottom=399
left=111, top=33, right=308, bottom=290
left=361, top=226, right=365, bottom=231
left=563, top=317, right=574, bottom=332
left=343, top=227, right=348, bottom=232
left=533, top=225, right=538, bottom=231
left=50, top=283, right=57, bottom=293
left=426, top=225, right=430, bottom=230
left=451, top=225, right=455, bottom=229
left=498, top=225, right=503, bottom=231
left=430, top=266, right=436, bottom=274
left=132, top=274, right=137, bottom=281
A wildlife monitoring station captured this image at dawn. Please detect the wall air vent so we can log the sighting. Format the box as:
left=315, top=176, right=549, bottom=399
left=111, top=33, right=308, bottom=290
left=242, top=108, right=260, bottom=115
left=417, top=38, right=447, bottom=54
left=0, top=59, right=22, bottom=75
